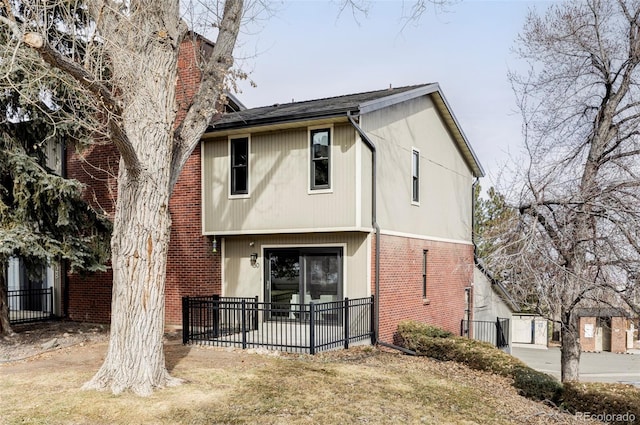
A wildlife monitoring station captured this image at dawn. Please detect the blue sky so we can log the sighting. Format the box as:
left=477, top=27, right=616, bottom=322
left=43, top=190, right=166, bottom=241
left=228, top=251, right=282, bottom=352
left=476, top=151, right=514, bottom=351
left=233, top=0, right=552, bottom=185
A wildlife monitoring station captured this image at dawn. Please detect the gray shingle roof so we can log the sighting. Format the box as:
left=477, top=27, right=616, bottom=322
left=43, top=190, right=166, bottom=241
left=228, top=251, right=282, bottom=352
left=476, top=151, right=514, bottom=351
left=209, top=84, right=429, bottom=130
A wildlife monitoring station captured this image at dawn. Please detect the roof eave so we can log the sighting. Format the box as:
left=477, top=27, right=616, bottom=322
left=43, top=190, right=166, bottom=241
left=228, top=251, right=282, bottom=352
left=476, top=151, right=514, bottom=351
left=205, top=110, right=355, bottom=135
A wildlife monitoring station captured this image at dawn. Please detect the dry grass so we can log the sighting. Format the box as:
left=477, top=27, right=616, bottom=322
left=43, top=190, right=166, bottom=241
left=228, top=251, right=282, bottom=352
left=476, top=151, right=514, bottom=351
left=0, top=340, right=598, bottom=425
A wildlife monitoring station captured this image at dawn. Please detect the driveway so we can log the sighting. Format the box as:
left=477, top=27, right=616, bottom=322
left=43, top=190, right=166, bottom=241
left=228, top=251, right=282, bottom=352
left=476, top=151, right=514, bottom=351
left=511, top=346, right=640, bottom=385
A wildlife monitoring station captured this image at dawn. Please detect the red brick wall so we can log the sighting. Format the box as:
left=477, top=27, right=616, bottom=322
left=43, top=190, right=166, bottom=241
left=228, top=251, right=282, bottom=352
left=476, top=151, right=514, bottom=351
left=375, top=234, right=474, bottom=343
left=66, top=36, right=222, bottom=325
left=611, top=317, right=628, bottom=354
left=66, top=142, right=119, bottom=323
left=579, top=317, right=597, bottom=352
left=164, top=148, right=221, bottom=325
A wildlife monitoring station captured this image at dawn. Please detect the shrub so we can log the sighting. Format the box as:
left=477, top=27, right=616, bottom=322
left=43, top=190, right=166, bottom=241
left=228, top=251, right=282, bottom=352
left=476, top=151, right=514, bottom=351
left=396, top=320, right=524, bottom=377
left=512, top=365, right=563, bottom=403
left=397, top=320, right=454, bottom=339
left=396, top=320, right=561, bottom=403
left=563, top=382, right=640, bottom=425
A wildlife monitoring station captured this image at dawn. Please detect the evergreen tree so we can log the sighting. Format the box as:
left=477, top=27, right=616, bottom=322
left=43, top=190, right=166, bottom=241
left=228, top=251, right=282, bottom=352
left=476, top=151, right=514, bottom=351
left=473, top=184, right=517, bottom=260
left=0, top=4, right=111, bottom=335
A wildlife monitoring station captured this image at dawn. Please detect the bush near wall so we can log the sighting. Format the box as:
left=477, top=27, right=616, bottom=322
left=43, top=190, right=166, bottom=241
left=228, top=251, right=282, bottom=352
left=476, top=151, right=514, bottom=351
left=563, top=382, right=640, bottom=425
left=396, top=320, right=640, bottom=422
left=396, top=320, right=563, bottom=403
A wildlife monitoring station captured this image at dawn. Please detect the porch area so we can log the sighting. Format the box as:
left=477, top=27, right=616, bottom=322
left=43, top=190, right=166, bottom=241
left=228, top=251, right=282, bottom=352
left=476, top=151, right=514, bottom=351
left=182, top=296, right=375, bottom=354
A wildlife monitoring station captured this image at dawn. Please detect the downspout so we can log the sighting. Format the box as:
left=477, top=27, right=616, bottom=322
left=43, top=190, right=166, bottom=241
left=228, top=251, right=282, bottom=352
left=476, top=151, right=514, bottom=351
left=347, top=112, right=379, bottom=344
left=469, top=177, right=480, bottom=331
left=471, top=177, right=480, bottom=257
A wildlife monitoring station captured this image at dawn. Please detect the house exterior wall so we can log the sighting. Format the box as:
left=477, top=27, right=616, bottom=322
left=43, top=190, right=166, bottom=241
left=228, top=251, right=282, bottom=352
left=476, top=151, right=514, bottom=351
left=222, top=232, right=370, bottom=301
left=202, top=123, right=361, bottom=234
left=66, top=36, right=221, bottom=326
left=361, top=95, right=474, bottom=243
left=66, top=142, right=119, bottom=323
left=377, top=234, right=474, bottom=343
left=472, top=267, right=513, bottom=322
left=66, top=141, right=221, bottom=325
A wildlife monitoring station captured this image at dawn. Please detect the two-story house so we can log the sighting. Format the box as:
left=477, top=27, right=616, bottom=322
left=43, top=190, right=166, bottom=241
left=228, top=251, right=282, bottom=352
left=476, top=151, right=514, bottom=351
left=200, top=84, right=483, bottom=342
left=62, top=35, right=483, bottom=343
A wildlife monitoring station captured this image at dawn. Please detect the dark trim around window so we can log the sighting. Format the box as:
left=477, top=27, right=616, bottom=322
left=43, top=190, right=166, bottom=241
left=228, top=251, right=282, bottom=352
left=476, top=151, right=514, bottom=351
left=230, top=137, right=249, bottom=195
left=310, top=128, right=331, bottom=190
left=422, top=249, right=428, bottom=299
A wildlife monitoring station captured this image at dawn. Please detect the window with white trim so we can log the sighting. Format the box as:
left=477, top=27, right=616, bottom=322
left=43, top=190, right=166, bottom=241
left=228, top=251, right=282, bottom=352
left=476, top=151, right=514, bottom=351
left=412, top=148, right=420, bottom=204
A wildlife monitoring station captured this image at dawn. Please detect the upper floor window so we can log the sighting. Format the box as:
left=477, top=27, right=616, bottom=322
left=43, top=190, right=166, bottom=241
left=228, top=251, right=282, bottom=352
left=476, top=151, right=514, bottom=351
left=412, top=148, right=420, bottom=204
left=230, top=136, right=249, bottom=196
left=310, top=128, right=331, bottom=190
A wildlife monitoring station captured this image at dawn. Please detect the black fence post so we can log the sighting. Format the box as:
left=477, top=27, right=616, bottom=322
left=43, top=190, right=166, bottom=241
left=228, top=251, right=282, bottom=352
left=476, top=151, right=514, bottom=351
left=460, top=319, right=464, bottom=337
left=309, top=302, right=315, bottom=355
left=212, top=294, right=220, bottom=338
left=182, top=297, right=189, bottom=344
left=344, top=298, right=350, bottom=350
left=253, top=296, right=259, bottom=330
left=241, top=299, right=247, bottom=349
left=48, top=288, right=54, bottom=318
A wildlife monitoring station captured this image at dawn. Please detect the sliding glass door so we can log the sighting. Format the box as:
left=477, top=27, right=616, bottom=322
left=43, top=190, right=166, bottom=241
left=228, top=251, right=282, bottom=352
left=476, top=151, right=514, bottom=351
left=265, top=247, right=343, bottom=319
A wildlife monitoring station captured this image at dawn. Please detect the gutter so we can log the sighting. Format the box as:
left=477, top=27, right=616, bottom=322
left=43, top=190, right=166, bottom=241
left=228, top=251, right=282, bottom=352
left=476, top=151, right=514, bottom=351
left=472, top=177, right=479, bottom=256
left=347, top=112, right=379, bottom=344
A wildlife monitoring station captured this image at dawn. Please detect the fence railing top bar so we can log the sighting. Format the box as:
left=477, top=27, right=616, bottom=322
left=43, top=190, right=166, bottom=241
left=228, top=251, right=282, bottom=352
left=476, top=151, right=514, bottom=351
left=185, top=296, right=372, bottom=304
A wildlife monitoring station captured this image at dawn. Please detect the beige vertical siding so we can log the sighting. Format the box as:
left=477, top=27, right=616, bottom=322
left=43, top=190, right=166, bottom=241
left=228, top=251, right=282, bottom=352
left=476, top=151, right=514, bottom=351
left=361, top=95, right=475, bottom=242
left=202, top=124, right=359, bottom=234
left=359, top=141, right=373, bottom=229
left=222, top=232, right=370, bottom=300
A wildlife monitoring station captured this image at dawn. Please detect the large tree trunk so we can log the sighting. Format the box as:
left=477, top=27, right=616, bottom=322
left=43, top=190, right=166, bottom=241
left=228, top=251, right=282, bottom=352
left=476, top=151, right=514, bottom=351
left=0, top=264, right=14, bottom=336
left=560, top=311, right=581, bottom=382
left=82, top=167, right=177, bottom=395
left=82, top=24, right=180, bottom=395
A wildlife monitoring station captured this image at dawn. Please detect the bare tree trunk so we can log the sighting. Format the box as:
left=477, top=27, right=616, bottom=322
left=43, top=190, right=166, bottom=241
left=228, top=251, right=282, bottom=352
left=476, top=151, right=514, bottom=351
left=82, top=167, right=177, bottom=395
left=560, top=311, right=581, bottom=382
left=82, top=25, right=180, bottom=395
left=0, top=264, right=14, bottom=336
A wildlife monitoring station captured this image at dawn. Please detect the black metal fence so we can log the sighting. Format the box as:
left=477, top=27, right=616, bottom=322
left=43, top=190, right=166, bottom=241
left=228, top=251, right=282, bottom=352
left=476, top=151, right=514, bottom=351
left=8, top=288, right=54, bottom=324
left=182, top=295, right=375, bottom=354
left=460, top=317, right=510, bottom=349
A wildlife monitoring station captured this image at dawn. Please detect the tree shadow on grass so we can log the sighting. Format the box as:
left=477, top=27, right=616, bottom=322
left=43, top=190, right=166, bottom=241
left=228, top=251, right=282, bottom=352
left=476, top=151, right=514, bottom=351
left=164, top=332, right=192, bottom=372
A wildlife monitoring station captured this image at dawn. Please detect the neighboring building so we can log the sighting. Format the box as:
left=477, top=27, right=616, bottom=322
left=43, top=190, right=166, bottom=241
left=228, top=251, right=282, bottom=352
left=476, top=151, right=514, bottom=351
left=7, top=139, right=64, bottom=318
left=470, top=259, right=517, bottom=351
left=473, top=259, right=518, bottom=322
left=577, top=307, right=633, bottom=353
left=511, top=313, right=548, bottom=349
left=62, top=37, right=484, bottom=342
